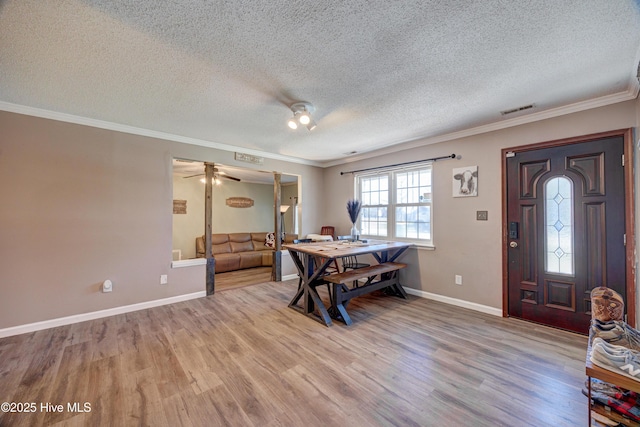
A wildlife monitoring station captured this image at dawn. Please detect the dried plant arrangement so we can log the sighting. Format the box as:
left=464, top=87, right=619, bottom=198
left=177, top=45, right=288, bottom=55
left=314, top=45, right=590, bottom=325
left=346, top=199, right=362, bottom=224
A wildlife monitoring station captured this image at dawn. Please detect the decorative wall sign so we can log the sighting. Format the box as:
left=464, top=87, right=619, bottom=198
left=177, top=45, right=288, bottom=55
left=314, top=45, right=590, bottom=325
left=173, top=199, right=187, bottom=214
left=226, top=197, right=254, bottom=208
left=235, top=152, right=264, bottom=165
left=452, top=166, right=478, bottom=197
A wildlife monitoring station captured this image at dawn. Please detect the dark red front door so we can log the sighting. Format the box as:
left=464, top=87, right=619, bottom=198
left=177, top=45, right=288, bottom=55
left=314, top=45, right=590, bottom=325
left=505, top=135, right=627, bottom=334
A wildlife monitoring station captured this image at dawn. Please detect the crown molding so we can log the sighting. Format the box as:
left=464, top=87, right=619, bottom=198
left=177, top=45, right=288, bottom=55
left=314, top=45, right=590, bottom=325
left=0, top=101, right=322, bottom=167
left=321, top=84, right=640, bottom=168
left=2, top=80, right=637, bottom=171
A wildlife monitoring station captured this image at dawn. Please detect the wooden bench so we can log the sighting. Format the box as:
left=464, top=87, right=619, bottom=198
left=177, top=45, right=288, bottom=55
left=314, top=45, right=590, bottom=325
left=324, top=262, right=407, bottom=326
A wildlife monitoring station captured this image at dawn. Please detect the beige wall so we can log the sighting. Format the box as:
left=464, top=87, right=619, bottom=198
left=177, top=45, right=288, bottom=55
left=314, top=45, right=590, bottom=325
left=323, top=100, right=639, bottom=312
left=281, top=182, right=299, bottom=234
left=0, top=110, right=323, bottom=329
left=172, top=175, right=204, bottom=259
left=1, top=99, right=638, bottom=331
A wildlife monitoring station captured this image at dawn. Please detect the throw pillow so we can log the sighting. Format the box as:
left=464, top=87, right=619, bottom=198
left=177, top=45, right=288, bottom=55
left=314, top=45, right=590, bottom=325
left=265, top=232, right=275, bottom=248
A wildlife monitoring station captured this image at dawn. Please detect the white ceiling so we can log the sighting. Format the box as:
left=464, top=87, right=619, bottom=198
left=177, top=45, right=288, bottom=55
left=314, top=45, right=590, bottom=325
left=1, top=1, right=640, bottom=165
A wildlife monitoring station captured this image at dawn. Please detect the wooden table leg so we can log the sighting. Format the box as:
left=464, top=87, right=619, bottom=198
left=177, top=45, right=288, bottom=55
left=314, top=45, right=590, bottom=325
left=288, top=251, right=333, bottom=326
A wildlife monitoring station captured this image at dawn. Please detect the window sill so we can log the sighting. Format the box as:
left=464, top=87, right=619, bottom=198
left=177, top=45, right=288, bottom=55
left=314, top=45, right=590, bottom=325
left=172, top=258, right=207, bottom=268
left=360, top=237, right=435, bottom=250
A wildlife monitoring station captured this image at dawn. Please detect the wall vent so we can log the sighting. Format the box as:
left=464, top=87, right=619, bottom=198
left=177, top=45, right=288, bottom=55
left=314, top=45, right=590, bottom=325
left=500, top=104, right=536, bottom=116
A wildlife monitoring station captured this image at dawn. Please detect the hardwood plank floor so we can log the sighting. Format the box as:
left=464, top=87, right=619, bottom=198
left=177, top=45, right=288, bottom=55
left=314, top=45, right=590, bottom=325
left=0, top=279, right=589, bottom=426
left=214, top=267, right=272, bottom=291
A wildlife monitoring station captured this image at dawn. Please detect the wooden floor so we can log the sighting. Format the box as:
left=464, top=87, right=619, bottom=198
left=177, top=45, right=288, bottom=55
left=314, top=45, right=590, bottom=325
left=0, top=279, right=589, bottom=426
left=214, top=267, right=272, bottom=291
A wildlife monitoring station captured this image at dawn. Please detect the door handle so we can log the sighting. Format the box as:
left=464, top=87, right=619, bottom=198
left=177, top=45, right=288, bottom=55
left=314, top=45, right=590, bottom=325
left=509, top=241, right=518, bottom=248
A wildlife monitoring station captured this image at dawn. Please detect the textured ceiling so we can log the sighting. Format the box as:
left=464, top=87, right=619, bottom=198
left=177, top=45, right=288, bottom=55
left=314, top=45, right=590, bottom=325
left=1, top=1, right=640, bottom=165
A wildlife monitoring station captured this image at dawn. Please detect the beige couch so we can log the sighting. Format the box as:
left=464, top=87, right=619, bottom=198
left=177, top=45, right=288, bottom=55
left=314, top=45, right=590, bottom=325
left=195, top=232, right=295, bottom=273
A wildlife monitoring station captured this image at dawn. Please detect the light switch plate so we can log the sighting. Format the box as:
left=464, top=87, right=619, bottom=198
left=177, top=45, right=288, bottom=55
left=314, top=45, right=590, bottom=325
left=477, top=210, right=488, bottom=221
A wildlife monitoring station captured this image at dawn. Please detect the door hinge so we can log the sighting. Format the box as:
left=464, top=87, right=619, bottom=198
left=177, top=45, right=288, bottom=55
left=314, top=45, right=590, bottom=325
left=506, top=152, right=515, bottom=158
left=622, top=154, right=625, bottom=166
left=624, top=234, right=627, bottom=246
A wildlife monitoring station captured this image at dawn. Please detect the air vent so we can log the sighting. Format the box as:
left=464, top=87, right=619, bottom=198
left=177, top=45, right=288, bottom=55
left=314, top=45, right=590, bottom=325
left=500, top=104, right=536, bottom=116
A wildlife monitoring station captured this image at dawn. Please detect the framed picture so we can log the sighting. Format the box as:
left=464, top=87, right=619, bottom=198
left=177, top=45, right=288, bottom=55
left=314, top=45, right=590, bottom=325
left=452, top=166, right=478, bottom=197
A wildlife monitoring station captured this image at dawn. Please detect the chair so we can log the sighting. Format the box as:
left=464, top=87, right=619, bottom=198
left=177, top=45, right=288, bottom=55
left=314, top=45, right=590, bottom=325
left=336, top=235, right=370, bottom=272
left=320, top=226, right=335, bottom=240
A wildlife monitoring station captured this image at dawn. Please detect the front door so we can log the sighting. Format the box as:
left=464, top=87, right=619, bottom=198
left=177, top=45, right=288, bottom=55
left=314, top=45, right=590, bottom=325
left=505, top=131, right=632, bottom=334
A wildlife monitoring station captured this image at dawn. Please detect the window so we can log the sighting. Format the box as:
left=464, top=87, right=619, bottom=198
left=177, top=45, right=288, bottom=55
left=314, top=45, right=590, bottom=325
left=544, top=176, right=574, bottom=275
left=356, top=163, right=432, bottom=244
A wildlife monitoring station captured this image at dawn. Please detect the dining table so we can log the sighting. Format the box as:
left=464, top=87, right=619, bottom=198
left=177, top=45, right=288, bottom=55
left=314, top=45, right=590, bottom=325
left=284, top=239, right=411, bottom=326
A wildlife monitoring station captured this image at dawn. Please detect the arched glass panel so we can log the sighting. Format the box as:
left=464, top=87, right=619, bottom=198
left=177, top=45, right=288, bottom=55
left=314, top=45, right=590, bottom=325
left=545, top=176, right=574, bottom=275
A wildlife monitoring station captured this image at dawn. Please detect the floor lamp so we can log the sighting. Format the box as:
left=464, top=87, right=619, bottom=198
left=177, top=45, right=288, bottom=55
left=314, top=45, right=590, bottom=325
left=280, top=205, right=290, bottom=240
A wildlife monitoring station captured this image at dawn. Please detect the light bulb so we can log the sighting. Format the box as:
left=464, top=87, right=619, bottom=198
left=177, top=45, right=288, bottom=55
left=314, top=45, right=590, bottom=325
left=287, top=117, right=298, bottom=129
left=298, top=111, right=311, bottom=125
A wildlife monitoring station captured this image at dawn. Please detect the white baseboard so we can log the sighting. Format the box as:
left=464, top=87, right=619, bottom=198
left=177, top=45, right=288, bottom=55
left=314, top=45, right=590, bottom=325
left=0, top=291, right=207, bottom=338
left=282, top=274, right=298, bottom=281
left=405, top=287, right=502, bottom=317
left=0, top=286, right=501, bottom=339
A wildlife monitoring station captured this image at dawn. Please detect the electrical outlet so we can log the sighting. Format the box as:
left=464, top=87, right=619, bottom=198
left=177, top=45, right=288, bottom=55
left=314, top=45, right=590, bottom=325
left=160, top=275, right=168, bottom=285
left=455, top=275, right=463, bottom=285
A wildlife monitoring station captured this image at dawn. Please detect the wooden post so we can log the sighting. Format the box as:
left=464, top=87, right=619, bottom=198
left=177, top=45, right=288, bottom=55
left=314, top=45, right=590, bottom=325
left=272, top=172, right=282, bottom=281
left=205, top=162, right=215, bottom=295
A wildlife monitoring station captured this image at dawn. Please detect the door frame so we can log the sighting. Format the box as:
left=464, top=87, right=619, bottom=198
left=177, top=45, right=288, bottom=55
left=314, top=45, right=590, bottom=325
left=501, top=128, right=636, bottom=327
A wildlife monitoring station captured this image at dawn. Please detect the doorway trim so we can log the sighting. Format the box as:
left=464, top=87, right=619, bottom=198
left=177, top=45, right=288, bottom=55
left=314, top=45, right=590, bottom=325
left=501, top=128, right=636, bottom=327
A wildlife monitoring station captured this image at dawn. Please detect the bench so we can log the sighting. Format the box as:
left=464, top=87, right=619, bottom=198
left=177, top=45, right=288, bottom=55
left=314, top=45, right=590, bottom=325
left=324, top=262, right=407, bottom=325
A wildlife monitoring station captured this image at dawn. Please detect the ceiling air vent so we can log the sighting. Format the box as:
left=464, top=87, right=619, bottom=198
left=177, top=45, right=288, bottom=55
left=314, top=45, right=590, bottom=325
left=500, top=104, right=536, bottom=116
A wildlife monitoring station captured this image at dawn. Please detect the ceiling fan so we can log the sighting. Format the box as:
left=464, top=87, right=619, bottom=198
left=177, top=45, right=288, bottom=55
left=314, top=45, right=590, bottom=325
left=183, top=167, right=241, bottom=183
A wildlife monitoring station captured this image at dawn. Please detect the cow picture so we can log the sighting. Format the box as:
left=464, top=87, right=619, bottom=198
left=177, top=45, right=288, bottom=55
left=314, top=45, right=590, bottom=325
left=453, top=166, right=478, bottom=197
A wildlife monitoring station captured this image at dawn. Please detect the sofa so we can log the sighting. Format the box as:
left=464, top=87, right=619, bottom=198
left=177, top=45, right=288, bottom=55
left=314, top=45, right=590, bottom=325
left=195, top=232, right=295, bottom=273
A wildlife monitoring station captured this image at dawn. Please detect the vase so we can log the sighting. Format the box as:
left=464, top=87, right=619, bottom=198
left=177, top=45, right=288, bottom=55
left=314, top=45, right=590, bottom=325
left=350, top=224, right=359, bottom=241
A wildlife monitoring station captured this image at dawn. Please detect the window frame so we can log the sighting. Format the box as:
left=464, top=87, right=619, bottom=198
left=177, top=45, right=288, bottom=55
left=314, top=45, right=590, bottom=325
left=355, top=162, right=433, bottom=245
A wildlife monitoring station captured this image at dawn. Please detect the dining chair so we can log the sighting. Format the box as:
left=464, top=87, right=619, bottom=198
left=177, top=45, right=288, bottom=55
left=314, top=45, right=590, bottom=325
left=320, top=226, right=335, bottom=240
left=336, top=235, right=370, bottom=272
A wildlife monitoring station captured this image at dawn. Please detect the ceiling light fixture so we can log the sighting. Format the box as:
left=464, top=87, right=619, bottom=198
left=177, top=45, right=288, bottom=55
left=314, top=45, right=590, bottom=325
left=287, top=113, right=299, bottom=129
left=287, top=102, right=316, bottom=131
left=200, top=176, right=222, bottom=185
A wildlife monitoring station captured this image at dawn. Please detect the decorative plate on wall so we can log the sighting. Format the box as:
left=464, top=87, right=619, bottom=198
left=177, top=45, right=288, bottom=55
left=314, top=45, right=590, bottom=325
left=226, top=197, right=254, bottom=208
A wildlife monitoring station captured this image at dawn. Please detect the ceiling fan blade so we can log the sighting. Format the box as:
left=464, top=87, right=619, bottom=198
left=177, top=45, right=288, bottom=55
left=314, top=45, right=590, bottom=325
left=181, top=167, right=240, bottom=182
